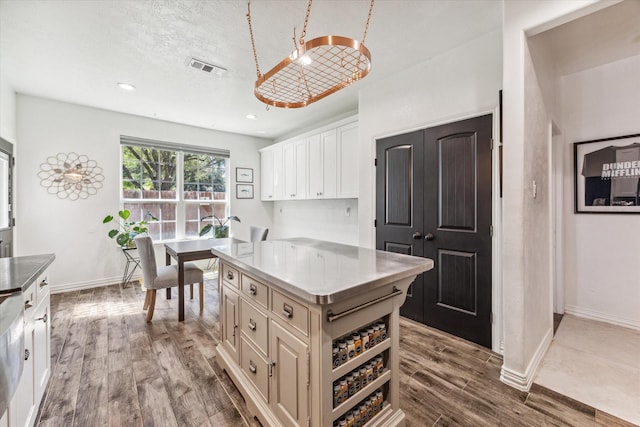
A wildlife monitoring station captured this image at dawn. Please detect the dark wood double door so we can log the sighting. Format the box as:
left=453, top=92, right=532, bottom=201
left=376, top=115, right=493, bottom=348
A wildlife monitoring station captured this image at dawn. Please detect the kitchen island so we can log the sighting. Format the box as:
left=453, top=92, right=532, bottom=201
left=211, top=238, right=433, bottom=427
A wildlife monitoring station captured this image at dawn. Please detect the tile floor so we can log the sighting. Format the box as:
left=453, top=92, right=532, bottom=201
left=535, top=315, right=640, bottom=425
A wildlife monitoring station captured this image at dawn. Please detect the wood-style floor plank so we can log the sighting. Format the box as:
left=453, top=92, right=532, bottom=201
left=37, top=282, right=637, bottom=427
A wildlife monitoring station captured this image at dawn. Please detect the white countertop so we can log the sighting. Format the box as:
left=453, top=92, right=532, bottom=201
left=211, top=238, right=433, bottom=305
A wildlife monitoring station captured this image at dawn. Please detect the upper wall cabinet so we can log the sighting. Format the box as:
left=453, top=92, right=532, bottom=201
left=260, top=118, right=358, bottom=201
left=261, top=144, right=283, bottom=201
left=283, top=138, right=307, bottom=200
left=336, top=121, right=359, bottom=198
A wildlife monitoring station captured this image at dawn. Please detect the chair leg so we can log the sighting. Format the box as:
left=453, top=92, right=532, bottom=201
left=143, top=290, right=151, bottom=310
left=199, top=281, right=204, bottom=314
left=146, top=290, right=157, bottom=322
left=190, top=283, right=194, bottom=300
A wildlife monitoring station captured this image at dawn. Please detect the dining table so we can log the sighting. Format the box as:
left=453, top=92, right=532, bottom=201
left=164, top=237, right=242, bottom=321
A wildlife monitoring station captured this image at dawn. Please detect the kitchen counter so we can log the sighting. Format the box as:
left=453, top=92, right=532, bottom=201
left=0, top=254, right=56, bottom=295
left=211, top=237, right=433, bottom=305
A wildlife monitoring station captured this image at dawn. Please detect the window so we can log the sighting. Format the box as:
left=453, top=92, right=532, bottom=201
left=120, top=136, right=229, bottom=241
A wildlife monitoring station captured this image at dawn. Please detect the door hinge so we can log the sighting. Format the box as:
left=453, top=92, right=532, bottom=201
left=490, top=225, right=493, bottom=237
left=374, top=219, right=377, bottom=228
left=374, top=158, right=377, bottom=166
left=490, top=138, right=494, bottom=150
left=12, top=157, right=15, bottom=166
left=490, top=312, right=494, bottom=324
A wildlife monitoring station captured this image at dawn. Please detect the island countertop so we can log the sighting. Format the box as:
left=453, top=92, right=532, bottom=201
left=0, top=254, right=56, bottom=295
left=211, top=238, right=433, bottom=305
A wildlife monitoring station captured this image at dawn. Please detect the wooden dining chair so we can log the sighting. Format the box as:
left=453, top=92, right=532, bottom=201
left=134, top=235, right=205, bottom=322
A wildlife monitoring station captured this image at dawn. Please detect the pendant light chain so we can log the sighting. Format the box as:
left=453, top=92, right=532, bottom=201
left=361, top=0, right=375, bottom=45
left=300, top=0, right=313, bottom=45
left=246, top=2, right=262, bottom=78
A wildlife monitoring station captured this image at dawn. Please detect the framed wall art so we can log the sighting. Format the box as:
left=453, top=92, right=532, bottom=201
left=236, top=167, right=253, bottom=183
left=574, top=133, right=640, bottom=213
left=236, top=184, right=254, bottom=199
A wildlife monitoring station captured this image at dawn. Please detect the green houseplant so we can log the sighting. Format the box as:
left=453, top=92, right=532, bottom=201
left=103, top=209, right=157, bottom=248
left=199, top=215, right=240, bottom=238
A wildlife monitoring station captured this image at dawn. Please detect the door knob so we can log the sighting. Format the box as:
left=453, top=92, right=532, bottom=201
left=412, top=232, right=422, bottom=240
left=425, top=233, right=435, bottom=241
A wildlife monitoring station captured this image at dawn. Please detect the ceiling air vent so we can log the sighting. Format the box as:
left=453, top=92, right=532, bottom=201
left=187, top=57, right=227, bottom=76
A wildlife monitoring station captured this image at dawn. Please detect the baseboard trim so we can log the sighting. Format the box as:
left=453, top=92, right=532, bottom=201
left=564, top=305, right=640, bottom=331
left=500, top=327, right=553, bottom=392
left=51, top=274, right=141, bottom=294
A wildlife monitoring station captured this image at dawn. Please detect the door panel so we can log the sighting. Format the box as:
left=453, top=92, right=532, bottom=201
left=376, top=115, right=492, bottom=348
left=376, top=130, right=424, bottom=323
left=0, top=137, right=13, bottom=258
left=423, top=115, right=493, bottom=348
left=438, top=133, right=476, bottom=231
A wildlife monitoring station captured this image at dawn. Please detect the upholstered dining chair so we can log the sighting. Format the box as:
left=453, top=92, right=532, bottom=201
left=134, top=235, right=204, bottom=322
left=250, top=225, right=269, bottom=242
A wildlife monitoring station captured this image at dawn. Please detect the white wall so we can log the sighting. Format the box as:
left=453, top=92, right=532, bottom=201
left=16, top=95, right=272, bottom=291
left=561, top=55, right=640, bottom=329
left=271, top=199, right=358, bottom=246
left=500, top=0, right=617, bottom=391
left=357, top=29, right=503, bottom=249
left=0, top=78, right=16, bottom=143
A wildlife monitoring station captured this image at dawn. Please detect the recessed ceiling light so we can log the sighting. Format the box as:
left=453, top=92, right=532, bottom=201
left=117, top=82, right=136, bottom=91
left=246, top=114, right=257, bottom=120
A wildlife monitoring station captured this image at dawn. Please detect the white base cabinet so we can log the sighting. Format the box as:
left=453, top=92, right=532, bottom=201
left=6, top=270, right=51, bottom=427
left=216, top=261, right=410, bottom=427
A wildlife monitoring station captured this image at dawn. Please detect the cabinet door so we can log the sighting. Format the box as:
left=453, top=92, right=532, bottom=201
left=272, top=145, right=284, bottom=200
left=283, top=140, right=308, bottom=201
left=270, top=320, right=309, bottom=427
left=321, top=130, right=337, bottom=199
left=222, top=285, right=240, bottom=363
left=261, top=149, right=274, bottom=201
left=33, top=294, right=51, bottom=408
left=337, top=122, right=358, bottom=198
left=10, top=322, right=34, bottom=427
left=307, top=133, right=322, bottom=199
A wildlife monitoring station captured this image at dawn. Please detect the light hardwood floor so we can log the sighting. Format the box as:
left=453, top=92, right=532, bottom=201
left=36, top=281, right=636, bottom=427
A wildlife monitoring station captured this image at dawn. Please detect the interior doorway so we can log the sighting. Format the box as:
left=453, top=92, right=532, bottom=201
left=0, top=137, right=14, bottom=258
left=375, top=114, right=493, bottom=348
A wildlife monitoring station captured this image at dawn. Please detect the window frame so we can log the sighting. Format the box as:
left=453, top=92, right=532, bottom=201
left=119, top=141, right=230, bottom=243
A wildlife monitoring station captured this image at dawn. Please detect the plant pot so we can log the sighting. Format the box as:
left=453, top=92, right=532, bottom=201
left=214, top=225, right=229, bottom=238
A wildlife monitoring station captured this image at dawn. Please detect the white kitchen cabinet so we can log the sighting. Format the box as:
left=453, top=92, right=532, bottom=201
left=261, top=145, right=283, bottom=201
left=336, top=122, right=359, bottom=199
left=308, top=130, right=337, bottom=199
left=8, top=269, right=50, bottom=427
left=283, top=139, right=307, bottom=200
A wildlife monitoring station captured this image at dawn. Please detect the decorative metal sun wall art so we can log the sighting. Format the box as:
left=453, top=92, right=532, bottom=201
left=38, top=152, right=105, bottom=200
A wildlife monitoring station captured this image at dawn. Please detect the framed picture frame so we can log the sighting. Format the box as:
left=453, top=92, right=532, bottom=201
left=574, top=133, right=640, bottom=213
left=236, top=184, right=254, bottom=199
left=236, top=167, right=253, bottom=183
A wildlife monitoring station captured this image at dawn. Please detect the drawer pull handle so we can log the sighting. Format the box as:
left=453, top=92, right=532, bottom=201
left=24, top=301, right=33, bottom=310
left=37, top=313, right=48, bottom=323
left=282, top=303, right=293, bottom=319
left=227, top=271, right=234, bottom=280
left=248, top=319, right=256, bottom=331
left=249, top=360, right=257, bottom=374
left=249, top=283, right=257, bottom=295
left=24, top=349, right=30, bottom=361
left=40, top=280, right=48, bottom=288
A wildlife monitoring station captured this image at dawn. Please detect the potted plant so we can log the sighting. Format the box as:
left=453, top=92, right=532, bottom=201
left=103, top=209, right=157, bottom=248
left=199, top=215, right=240, bottom=238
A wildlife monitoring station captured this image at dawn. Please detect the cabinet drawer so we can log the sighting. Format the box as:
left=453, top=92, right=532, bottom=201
left=271, top=290, right=308, bottom=336
left=35, top=271, right=50, bottom=306
left=240, top=274, right=268, bottom=309
left=221, top=263, right=239, bottom=288
left=240, top=299, right=268, bottom=356
left=240, top=337, right=269, bottom=403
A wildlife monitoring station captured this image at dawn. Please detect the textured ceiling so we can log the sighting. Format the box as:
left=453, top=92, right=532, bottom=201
left=0, top=0, right=504, bottom=138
